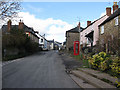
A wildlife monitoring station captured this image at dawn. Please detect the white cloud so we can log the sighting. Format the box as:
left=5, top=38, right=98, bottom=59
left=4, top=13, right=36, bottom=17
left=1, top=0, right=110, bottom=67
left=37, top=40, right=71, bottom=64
left=100, top=11, right=106, bottom=17
left=13, top=12, right=74, bottom=42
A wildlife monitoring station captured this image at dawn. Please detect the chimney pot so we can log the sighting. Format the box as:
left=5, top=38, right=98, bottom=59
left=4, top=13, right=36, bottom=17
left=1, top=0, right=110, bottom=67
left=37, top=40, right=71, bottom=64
left=77, top=22, right=80, bottom=31
left=113, top=2, right=118, bottom=13
left=77, top=22, right=80, bottom=27
left=87, top=21, right=91, bottom=26
left=19, top=20, right=24, bottom=30
left=106, top=7, right=111, bottom=16
left=7, top=19, right=12, bottom=32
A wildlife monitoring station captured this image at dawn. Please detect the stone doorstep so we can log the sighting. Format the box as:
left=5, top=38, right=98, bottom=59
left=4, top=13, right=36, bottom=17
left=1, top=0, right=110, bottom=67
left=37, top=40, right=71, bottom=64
left=72, top=70, right=116, bottom=88
left=78, top=68, right=118, bottom=85
left=70, top=74, right=97, bottom=89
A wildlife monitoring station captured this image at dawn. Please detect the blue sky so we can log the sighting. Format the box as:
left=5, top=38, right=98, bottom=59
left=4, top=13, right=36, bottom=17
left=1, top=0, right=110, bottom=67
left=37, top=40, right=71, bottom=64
left=16, top=2, right=118, bottom=42
left=22, top=2, right=111, bottom=26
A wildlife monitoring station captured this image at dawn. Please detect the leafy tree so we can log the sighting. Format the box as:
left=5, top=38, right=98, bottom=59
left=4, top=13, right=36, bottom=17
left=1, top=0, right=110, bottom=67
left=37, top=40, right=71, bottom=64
left=2, top=26, right=39, bottom=57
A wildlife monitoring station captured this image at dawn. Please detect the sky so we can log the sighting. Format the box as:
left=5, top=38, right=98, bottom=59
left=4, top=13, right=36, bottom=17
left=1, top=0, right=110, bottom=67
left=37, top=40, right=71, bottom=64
left=9, top=1, right=120, bottom=43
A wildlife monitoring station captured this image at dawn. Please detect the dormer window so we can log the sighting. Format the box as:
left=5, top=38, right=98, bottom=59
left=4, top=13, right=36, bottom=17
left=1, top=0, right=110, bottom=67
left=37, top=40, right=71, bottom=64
left=115, top=16, right=118, bottom=25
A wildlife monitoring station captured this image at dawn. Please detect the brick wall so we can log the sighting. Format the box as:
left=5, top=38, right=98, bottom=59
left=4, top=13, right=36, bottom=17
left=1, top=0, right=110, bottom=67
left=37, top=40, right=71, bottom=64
left=66, top=32, right=79, bottom=51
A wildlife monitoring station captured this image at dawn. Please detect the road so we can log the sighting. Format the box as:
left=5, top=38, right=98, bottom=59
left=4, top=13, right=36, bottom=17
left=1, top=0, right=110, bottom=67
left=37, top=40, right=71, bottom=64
left=2, top=50, right=80, bottom=88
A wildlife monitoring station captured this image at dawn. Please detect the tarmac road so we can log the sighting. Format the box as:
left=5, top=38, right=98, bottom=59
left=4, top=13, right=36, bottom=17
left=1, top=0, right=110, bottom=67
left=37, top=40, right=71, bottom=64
left=2, top=50, right=80, bottom=88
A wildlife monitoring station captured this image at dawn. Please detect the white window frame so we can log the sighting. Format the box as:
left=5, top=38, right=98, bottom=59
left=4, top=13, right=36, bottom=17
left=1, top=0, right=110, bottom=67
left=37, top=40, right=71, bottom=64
left=80, top=41, right=83, bottom=45
left=115, top=16, right=118, bottom=26
left=41, top=39, right=43, bottom=43
left=87, top=38, right=90, bottom=44
left=101, top=25, right=104, bottom=34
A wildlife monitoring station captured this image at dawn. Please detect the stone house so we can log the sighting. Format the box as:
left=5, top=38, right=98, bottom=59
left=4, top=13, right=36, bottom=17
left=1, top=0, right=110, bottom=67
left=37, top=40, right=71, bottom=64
left=99, top=3, right=120, bottom=54
left=80, top=7, right=111, bottom=50
left=66, top=22, right=84, bottom=51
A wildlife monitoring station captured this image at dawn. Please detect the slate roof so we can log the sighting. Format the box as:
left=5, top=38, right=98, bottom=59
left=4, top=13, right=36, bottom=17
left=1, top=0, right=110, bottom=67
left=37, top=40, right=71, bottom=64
left=66, top=26, right=84, bottom=33
left=39, top=34, right=48, bottom=41
left=48, top=40, right=54, bottom=43
left=99, top=8, right=120, bottom=26
left=54, top=41, right=62, bottom=45
left=2, top=24, right=39, bottom=38
left=83, top=15, right=107, bottom=30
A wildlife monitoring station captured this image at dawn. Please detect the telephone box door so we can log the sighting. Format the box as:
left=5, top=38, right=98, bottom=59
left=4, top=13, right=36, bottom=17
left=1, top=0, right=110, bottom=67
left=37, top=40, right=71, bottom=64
left=74, top=41, right=79, bottom=55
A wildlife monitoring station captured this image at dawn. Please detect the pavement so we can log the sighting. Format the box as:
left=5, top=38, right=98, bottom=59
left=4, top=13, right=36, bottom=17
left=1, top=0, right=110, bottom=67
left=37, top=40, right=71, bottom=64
left=59, top=52, right=83, bottom=70
left=59, top=51, right=118, bottom=89
left=2, top=50, right=80, bottom=88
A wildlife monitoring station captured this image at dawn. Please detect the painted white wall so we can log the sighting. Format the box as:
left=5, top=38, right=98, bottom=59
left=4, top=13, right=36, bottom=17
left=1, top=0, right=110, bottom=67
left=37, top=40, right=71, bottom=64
left=80, top=15, right=109, bottom=47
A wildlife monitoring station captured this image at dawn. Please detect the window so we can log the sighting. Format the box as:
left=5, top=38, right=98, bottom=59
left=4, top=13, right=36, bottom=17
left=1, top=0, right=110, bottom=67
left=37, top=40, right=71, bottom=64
left=41, top=39, right=43, bottom=43
left=101, top=25, right=104, bottom=34
left=80, top=41, right=83, bottom=45
left=87, top=38, right=90, bottom=44
left=115, top=16, right=118, bottom=25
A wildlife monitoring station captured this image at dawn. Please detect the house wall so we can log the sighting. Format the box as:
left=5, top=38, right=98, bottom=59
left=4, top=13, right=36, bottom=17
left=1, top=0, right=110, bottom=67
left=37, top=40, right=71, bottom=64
left=50, top=43, right=54, bottom=50
left=66, top=32, right=79, bottom=51
left=99, top=15, right=120, bottom=52
left=80, top=15, right=109, bottom=47
left=26, top=32, right=39, bottom=43
left=118, top=15, right=120, bottom=39
left=47, top=42, right=50, bottom=50
left=43, top=40, right=48, bottom=50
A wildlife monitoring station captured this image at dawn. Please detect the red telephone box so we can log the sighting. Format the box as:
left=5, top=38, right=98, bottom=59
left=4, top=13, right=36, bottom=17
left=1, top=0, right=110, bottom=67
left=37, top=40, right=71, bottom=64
left=74, top=41, right=79, bottom=55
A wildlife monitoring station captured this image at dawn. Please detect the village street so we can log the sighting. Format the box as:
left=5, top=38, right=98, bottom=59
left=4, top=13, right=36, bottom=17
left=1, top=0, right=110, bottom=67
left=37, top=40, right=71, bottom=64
left=2, top=50, right=80, bottom=88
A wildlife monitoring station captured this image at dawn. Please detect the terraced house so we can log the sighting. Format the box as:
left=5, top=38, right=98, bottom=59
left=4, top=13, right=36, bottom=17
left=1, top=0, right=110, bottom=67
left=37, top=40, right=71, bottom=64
left=80, top=6, right=111, bottom=52
left=2, top=20, right=39, bottom=43
left=99, top=2, right=120, bottom=54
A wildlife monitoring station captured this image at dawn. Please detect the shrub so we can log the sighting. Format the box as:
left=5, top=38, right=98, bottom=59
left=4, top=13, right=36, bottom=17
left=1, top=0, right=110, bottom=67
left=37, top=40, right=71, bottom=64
left=88, top=52, right=111, bottom=71
left=110, top=57, right=120, bottom=77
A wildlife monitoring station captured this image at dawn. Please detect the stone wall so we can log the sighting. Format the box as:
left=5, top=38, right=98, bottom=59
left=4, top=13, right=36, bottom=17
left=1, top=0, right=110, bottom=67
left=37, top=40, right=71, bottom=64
left=66, top=32, right=79, bottom=51
left=99, top=15, right=120, bottom=53
left=118, top=15, right=120, bottom=39
left=0, top=29, right=2, bottom=61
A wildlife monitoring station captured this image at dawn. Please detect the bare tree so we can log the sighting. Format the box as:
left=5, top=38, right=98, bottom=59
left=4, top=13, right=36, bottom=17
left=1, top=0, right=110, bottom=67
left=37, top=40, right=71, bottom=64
left=0, top=0, right=21, bottom=20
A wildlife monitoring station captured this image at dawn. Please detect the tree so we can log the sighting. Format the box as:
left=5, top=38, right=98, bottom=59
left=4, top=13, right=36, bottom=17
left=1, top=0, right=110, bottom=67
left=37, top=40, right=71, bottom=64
left=0, top=0, right=21, bottom=20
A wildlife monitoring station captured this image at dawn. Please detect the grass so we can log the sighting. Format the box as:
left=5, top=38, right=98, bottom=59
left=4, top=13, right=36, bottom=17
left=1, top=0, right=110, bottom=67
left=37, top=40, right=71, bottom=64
left=82, top=59, right=90, bottom=68
left=72, top=54, right=90, bottom=68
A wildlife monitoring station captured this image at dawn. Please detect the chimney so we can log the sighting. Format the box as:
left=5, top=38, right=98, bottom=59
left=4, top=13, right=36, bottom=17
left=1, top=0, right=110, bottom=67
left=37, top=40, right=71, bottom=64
left=18, top=20, right=24, bottom=30
left=113, top=2, right=118, bottom=13
left=106, top=7, right=111, bottom=16
left=7, top=19, right=12, bottom=32
left=78, top=22, right=80, bottom=27
left=87, top=21, right=91, bottom=26
left=77, top=22, right=80, bottom=31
